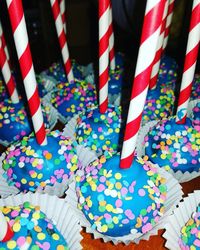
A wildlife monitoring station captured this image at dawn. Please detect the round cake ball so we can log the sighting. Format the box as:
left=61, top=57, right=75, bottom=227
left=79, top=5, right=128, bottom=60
left=43, top=60, right=83, bottom=82
left=2, top=130, right=80, bottom=193
left=144, top=116, right=200, bottom=173
left=191, top=74, right=200, bottom=100
left=178, top=206, right=200, bottom=249
left=75, top=105, right=122, bottom=157
left=49, top=80, right=97, bottom=122
left=157, top=55, right=178, bottom=89
left=142, top=85, right=175, bottom=124
left=0, top=99, right=53, bottom=144
left=76, top=154, right=167, bottom=237
left=0, top=202, right=68, bottom=249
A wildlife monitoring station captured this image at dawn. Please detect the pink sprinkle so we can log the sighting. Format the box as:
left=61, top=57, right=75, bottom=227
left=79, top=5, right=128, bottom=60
left=142, top=223, right=152, bottom=233
left=42, top=242, right=51, bottom=250
left=138, top=189, right=146, bottom=197
left=125, top=209, right=135, bottom=220
left=97, top=184, right=105, bottom=192
left=121, top=187, right=128, bottom=196
left=115, top=199, right=122, bottom=208
left=104, top=213, right=111, bottom=220
left=17, top=236, right=26, bottom=247
left=194, top=239, right=200, bottom=247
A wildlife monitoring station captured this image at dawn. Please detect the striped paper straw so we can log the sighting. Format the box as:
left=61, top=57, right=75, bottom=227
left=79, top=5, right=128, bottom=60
left=150, top=0, right=169, bottom=89
left=0, top=211, right=14, bottom=242
left=50, top=0, right=74, bottom=83
left=176, top=0, right=200, bottom=124
left=108, top=0, right=115, bottom=70
left=99, top=0, right=110, bottom=113
left=59, top=0, right=66, bottom=33
left=0, top=37, right=19, bottom=103
left=120, top=0, right=165, bottom=169
left=163, top=0, right=175, bottom=50
left=6, top=0, right=47, bottom=146
left=0, top=21, right=10, bottom=64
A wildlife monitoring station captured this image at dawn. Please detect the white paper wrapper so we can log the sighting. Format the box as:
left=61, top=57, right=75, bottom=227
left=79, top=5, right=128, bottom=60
left=163, top=190, right=200, bottom=250
left=65, top=157, right=183, bottom=245
left=39, top=72, right=57, bottom=90
left=0, top=149, right=74, bottom=198
left=0, top=101, right=58, bottom=148
left=0, top=192, right=83, bottom=250
left=188, top=99, right=200, bottom=119
left=136, top=120, right=200, bottom=183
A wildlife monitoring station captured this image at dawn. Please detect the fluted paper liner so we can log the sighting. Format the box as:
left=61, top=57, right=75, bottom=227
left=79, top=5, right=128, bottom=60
left=0, top=192, right=83, bottom=250
left=39, top=72, right=57, bottom=90
left=65, top=153, right=183, bottom=245
left=163, top=190, right=200, bottom=250
left=136, top=120, right=200, bottom=183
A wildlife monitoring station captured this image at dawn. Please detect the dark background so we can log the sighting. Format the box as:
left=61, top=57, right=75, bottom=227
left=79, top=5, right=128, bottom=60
left=0, top=0, right=199, bottom=83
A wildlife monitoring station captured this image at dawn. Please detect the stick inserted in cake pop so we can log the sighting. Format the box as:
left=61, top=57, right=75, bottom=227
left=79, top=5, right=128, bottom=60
left=50, top=0, right=74, bottom=83
left=0, top=21, right=10, bottom=64
left=108, top=0, right=115, bottom=71
left=176, top=0, right=200, bottom=124
left=0, top=38, right=19, bottom=104
left=99, top=0, right=110, bottom=113
left=163, top=0, right=175, bottom=50
left=120, top=0, right=166, bottom=169
left=150, top=0, right=169, bottom=89
left=59, top=0, right=66, bottom=33
left=6, top=0, right=47, bottom=146
left=0, top=211, right=14, bottom=242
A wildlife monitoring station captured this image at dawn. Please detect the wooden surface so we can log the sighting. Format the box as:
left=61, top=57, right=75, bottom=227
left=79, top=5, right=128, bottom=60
left=80, top=176, right=200, bottom=250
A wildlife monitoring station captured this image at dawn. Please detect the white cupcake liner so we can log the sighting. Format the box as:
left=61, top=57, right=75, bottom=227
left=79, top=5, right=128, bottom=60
left=0, top=192, right=83, bottom=250
left=65, top=148, right=183, bottom=245
left=109, top=93, right=121, bottom=106
left=163, top=190, right=200, bottom=250
left=136, top=120, right=200, bottom=183
left=39, top=72, right=58, bottom=89
left=188, top=99, right=200, bottom=119
left=0, top=150, right=74, bottom=198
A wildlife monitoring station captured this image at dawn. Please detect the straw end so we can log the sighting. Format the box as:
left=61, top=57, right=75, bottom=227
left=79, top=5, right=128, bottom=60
left=1, top=223, right=14, bottom=242
left=120, top=153, right=135, bottom=169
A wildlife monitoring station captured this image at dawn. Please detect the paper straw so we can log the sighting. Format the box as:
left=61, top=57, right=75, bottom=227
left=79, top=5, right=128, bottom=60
left=150, top=0, right=169, bottom=89
left=163, top=0, right=175, bottom=50
left=0, top=38, right=19, bottom=103
left=50, top=0, right=74, bottom=83
left=108, top=0, right=115, bottom=70
left=120, top=0, right=165, bottom=169
left=176, top=0, right=200, bottom=124
left=0, top=21, right=10, bottom=64
left=99, top=0, right=110, bottom=113
left=6, top=0, right=47, bottom=146
left=59, top=0, right=66, bottom=33
left=0, top=211, right=14, bottom=242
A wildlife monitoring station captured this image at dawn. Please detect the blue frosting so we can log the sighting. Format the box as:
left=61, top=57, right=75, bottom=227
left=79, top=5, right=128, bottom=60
left=44, top=61, right=83, bottom=82
left=0, top=202, right=68, bottom=249
left=76, top=154, right=167, bottom=237
left=75, top=105, right=122, bottom=157
left=50, top=80, right=97, bottom=121
left=2, top=130, right=80, bottom=193
left=144, top=117, right=200, bottom=173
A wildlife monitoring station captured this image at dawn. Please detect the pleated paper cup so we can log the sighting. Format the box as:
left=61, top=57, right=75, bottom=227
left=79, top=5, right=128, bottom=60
left=136, top=120, right=200, bottom=183
left=39, top=72, right=57, bottom=90
left=187, top=99, right=200, bottom=118
left=65, top=162, right=183, bottom=245
left=163, top=190, right=200, bottom=250
left=0, top=144, right=78, bottom=198
left=0, top=192, right=83, bottom=250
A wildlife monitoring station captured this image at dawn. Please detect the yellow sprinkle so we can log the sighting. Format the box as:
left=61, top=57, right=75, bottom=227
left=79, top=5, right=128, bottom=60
left=37, top=233, right=46, bottom=240
left=13, top=222, right=21, bottom=232
left=101, top=225, right=108, bottom=233
left=52, top=233, right=60, bottom=240
left=115, top=173, right=122, bottom=180
left=7, top=241, right=17, bottom=249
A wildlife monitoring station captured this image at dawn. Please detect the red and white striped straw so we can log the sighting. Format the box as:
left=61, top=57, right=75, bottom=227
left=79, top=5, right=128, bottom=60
left=0, top=21, right=10, bottom=64
left=108, top=0, right=115, bottom=71
left=0, top=37, right=19, bottom=103
left=59, top=0, right=66, bottom=33
left=176, top=0, right=200, bottom=124
left=0, top=211, right=14, bottom=242
left=150, top=0, right=169, bottom=89
left=6, top=0, right=47, bottom=146
left=50, top=0, right=74, bottom=83
left=120, top=0, right=165, bottom=169
left=99, top=0, right=110, bottom=113
left=163, top=0, right=175, bottom=50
